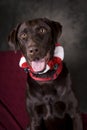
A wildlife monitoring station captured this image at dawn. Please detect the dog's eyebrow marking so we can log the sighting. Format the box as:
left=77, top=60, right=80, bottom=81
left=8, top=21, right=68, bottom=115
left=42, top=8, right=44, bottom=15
left=18, top=23, right=28, bottom=32
left=21, top=28, right=28, bottom=33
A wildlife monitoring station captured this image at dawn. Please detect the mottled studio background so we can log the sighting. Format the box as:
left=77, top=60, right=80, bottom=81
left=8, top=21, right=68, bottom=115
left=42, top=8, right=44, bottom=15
left=0, top=0, right=87, bottom=112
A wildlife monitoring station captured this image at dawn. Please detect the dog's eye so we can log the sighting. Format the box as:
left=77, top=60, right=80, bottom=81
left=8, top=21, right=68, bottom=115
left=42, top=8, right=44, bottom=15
left=39, top=28, right=47, bottom=34
left=20, top=33, right=28, bottom=40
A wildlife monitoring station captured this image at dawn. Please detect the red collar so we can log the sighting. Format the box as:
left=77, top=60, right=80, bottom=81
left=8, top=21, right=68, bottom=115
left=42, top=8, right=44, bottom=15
left=29, top=61, right=62, bottom=82
left=23, top=57, right=63, bottom=82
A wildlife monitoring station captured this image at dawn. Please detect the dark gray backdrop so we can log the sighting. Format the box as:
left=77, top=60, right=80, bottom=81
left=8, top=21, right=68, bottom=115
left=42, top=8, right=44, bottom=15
left=0, top=0, right=87, bottom=112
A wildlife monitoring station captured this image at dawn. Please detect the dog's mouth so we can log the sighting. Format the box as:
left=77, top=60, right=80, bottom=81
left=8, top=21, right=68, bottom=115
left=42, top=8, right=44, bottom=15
left=31, top=58, right=46, bottom=72
left=29, top=52, right=50, bottom=73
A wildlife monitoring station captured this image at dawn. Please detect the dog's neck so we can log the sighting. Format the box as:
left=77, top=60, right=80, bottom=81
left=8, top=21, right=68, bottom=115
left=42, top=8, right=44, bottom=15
left=19, top=43, right=64, bottom=82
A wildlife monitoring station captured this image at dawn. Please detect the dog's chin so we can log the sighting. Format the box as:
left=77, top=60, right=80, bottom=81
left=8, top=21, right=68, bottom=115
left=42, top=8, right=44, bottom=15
left=28, top=52, right=50, bottom=73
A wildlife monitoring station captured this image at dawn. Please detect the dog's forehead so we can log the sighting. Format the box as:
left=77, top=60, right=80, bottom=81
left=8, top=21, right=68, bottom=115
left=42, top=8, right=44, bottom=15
left=26, top=19, right=50, bottom=27
left=18, top=19, right=51, bottom=32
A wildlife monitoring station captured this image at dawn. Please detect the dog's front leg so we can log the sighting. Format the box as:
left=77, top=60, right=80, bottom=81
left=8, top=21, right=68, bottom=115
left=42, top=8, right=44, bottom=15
left=73, top=113, right=83, bottom=130
left=30, top=117, right=42, bottom=130
left=27, top=105, right=44, bottom=130
left=67, top=90, right=83, bottom=130
left=26, top=111, right=43, bottom=130
left=26, top=108, right=43, bottom=130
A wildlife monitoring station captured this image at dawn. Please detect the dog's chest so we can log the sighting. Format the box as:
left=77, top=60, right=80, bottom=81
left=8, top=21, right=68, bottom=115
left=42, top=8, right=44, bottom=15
left=28, top=84, right=67, bottom=119
left=41, top=83, right=67, bottom=100
left=28, top=80, right=67, bottom=103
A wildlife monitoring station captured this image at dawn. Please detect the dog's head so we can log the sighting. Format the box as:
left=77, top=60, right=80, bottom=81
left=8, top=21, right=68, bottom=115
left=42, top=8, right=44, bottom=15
left=8, top=18, right=62, bottom=72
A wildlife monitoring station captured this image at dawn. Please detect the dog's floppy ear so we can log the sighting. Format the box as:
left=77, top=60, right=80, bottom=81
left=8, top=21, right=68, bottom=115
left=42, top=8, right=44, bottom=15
left=8, top=23, right=21, bottom=51
left=51, top=20, right=62, bottom=38
left=43, top=18, right=62, bottom=42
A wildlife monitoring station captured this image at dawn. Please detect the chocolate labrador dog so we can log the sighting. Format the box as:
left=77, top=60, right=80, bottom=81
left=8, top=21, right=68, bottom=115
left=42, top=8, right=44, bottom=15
left=8, top=18, right=83, bottom=130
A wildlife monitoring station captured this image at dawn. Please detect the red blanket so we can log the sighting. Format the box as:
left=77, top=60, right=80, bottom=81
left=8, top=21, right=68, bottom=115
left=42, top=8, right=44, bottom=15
left=0, top=51, right=86, bottom=130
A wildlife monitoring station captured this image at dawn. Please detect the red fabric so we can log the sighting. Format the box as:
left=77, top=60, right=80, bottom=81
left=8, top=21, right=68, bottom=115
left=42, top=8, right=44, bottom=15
left=0, top=51, right=87, bottom=130
left=0, top=51, right=29, bottom=130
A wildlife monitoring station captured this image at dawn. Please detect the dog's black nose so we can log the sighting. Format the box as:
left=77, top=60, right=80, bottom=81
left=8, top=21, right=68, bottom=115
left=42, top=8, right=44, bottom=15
left=28, top=46, right=39, bottom=55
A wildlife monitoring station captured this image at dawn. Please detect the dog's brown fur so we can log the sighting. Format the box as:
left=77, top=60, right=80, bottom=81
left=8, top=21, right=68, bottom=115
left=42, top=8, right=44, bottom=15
left=8, top=18, right=83, bottom=130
